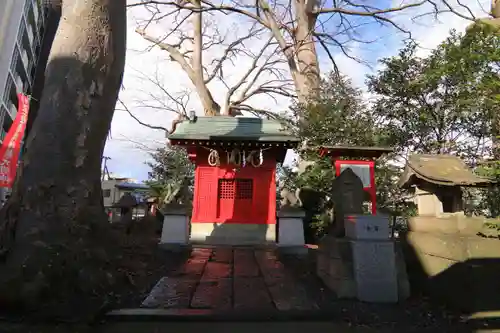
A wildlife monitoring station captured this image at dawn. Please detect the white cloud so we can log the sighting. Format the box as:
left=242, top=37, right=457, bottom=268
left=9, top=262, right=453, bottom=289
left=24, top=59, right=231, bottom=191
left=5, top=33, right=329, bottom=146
left=390, top=0, right=489, bottom=56
left=104, top=1, right=491, bottom=180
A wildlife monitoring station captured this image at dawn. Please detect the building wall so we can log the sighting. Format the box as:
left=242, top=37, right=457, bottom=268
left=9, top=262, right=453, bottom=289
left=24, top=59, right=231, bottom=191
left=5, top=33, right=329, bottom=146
left=0, top=0, right=46, bottom=133
left=0, top=0, right=47, bottom=201
left=101, top=178, right=144, bottom=207
left=102, top=179, right=124, bottom=207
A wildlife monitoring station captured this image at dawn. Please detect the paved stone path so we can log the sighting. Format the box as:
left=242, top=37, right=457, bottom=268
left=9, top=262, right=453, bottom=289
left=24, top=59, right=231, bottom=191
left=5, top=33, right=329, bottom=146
left=131, top=246, right=471, bottom=331
left=141, top=246, right=322, bottom=312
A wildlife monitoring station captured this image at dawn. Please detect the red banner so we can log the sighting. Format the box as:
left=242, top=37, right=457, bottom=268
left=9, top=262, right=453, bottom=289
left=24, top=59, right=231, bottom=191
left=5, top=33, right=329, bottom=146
left=0, top=93, right=30, bottom=188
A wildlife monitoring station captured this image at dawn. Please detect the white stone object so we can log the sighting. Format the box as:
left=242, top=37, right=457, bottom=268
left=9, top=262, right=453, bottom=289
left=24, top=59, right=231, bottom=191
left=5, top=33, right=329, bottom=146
left=352, top=240, right=398, bottom=303
left=277, top=209, right=305, bottom=247
left=190, top=223, right=276, bottom=244
left=160, top=214, right=189, bottom=245
left=278, top=217, right=305, bottom=246
left=344, top=214, right=390, bottom=240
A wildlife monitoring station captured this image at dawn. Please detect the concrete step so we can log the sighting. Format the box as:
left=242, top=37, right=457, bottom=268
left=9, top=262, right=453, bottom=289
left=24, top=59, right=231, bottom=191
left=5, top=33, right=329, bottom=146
left=98, top=320, right=383, bottom=333
left=193, top=236, right=276, bottom=246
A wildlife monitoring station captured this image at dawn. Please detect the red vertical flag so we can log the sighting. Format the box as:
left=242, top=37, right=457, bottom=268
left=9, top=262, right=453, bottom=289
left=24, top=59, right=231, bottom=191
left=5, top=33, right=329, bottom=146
left=0, top=93, right=30, bottom=188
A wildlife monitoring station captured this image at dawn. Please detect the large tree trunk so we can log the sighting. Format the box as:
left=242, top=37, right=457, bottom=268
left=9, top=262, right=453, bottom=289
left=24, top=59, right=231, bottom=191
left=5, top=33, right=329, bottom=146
left=257, top=0, right=321, bottom=105
left=293, top=0, right=320, bottom=103
left=0, top=0, right=126, bottom=312
left=191, top=0, right=221, bottom=116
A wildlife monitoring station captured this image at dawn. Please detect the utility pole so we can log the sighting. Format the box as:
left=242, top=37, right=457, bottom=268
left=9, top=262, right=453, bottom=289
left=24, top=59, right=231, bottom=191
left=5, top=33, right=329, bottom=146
left=102, top=156, right=111, bottom=181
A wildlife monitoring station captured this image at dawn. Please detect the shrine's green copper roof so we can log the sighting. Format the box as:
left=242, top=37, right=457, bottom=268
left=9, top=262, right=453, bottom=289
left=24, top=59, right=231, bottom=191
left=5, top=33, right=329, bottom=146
left=168, top=116, right=299, bottom=143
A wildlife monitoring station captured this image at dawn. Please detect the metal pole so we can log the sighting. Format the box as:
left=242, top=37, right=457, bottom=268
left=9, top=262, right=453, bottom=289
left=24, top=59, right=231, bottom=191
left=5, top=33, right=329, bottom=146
left=102, top=156, right=111, bottom=181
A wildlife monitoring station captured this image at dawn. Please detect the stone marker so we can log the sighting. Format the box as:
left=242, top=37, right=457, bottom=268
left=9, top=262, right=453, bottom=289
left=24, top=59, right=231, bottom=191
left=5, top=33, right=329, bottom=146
left=330, top=168, right=364, bottom=237
left=160, top=203, right=189, bottom=248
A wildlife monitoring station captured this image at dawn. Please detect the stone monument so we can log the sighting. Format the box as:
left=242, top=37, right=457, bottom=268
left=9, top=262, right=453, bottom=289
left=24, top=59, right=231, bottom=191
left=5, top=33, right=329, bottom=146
left=330, top=168, right=364, bottom=237
left=159, top=203, right=190, bottom=249
left=317, top=169, right=408, bottom=303
left=277, top=187, right=306, bottom=253
left=158, top=180, right=191, bottom=248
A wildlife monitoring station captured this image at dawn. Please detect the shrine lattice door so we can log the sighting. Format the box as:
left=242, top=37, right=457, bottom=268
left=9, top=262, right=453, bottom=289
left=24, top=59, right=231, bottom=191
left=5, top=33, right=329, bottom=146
left=217, top=178, right=254, bottom=224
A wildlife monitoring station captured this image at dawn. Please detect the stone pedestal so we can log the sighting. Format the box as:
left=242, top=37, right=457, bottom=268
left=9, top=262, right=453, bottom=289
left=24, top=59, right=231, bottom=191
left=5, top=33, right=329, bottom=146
left=317, top=215, right=408, bottom=303
left=352, top=240, right=398, bottom=302
left=277, top=207, right=306, bottom=254
left=159, top=204, right=189, bottom=247
left=190, top=223, right=276, bottom=245
left=344, top=214, right=390, bottom=240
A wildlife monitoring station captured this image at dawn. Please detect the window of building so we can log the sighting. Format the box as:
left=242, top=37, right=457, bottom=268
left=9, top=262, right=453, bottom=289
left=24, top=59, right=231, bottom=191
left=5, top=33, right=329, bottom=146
left=9, top=103, right=17, bottom=119
left=217, top=179, right=253, bottom=200
left=218, top=179, right=234, bottom=199
left=103, top=189, right=111, bottom=198
left=17, top=19, right=25, bottom=45
left=24, top=0, right=31, bottom=14
left=2, top=76, right=12, bottom=105
left=26, top=23, right=34, bottom=47
left=32, top=0, right=40, bottom=23
left=235, top=179, right=253, bottom=199
left=19, top=45, right=31, bottom=75
left=2, top=111, right=12, bottom=133
left=10, top=48, right=19, bottom=73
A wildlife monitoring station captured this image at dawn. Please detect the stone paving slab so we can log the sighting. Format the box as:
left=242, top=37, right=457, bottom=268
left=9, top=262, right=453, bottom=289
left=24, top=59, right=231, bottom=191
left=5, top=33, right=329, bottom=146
left=191, top=278, right=233, bottom=309
left=141, top=246, right=319, bottom=312
left=233, top=277, right=274, bottom=310
left=141, top=277, right=198, bottom=308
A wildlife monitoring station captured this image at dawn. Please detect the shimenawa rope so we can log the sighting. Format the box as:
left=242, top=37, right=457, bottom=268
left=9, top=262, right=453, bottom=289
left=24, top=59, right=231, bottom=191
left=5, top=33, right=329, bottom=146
left=206, top=148, right=266, bottom=167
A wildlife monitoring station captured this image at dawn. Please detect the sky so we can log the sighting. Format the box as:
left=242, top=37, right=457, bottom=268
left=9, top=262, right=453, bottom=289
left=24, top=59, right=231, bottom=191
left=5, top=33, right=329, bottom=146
left=103, top=0, right=491, bottom=182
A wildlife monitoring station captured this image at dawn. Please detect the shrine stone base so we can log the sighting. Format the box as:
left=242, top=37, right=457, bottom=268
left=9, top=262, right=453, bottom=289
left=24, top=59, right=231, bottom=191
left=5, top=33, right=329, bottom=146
left=277, top=208, right=307, bottom=255
left=159, top=205, right=190, bottom=247
left=190, top=222, right=276, bottom=245
left=317, top=236, right=410, bottom=303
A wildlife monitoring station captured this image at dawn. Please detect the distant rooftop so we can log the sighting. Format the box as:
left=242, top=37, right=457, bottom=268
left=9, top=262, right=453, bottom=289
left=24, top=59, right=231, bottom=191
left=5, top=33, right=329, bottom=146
left=115, top=182, right=149, bottom=190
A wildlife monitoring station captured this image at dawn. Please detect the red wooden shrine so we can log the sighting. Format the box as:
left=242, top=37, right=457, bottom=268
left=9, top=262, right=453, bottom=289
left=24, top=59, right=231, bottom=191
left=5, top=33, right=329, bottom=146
left=185, top=145, right=287, bottom=225
left=319, top=145, right=393, bottom=215
left=168, top=116, right=298, bottom=228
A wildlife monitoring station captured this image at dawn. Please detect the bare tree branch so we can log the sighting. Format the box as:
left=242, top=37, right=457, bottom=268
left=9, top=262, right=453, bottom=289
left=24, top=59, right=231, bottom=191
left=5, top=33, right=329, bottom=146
left=116, top=98, right=169, bottom=132
left=204, top=24, right=266, bottom=84
left=129, top=0, right=485, bottom=109
left=112, top=134, right=164, bottom=153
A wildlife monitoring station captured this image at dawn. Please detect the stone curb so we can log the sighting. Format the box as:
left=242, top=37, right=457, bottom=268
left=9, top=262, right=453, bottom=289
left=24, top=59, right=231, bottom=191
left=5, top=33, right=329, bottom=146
left=105, top=308, right=338, bottom=322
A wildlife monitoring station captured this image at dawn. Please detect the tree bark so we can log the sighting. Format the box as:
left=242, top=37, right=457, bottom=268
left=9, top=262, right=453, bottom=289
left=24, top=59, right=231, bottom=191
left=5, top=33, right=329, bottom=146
left=293, top=0, right=320, bottom=103
left=0, top=0, right=126, bottom=311
left=190, top=0, right=221, bottom=115
left=257, top=0, right=321, bottom=104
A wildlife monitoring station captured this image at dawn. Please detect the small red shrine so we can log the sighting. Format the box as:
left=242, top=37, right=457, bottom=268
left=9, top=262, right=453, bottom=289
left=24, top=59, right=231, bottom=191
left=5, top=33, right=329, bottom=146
left=319, top=145, right=393, bottom=215
left=168, top=116, right=299, bottom=244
